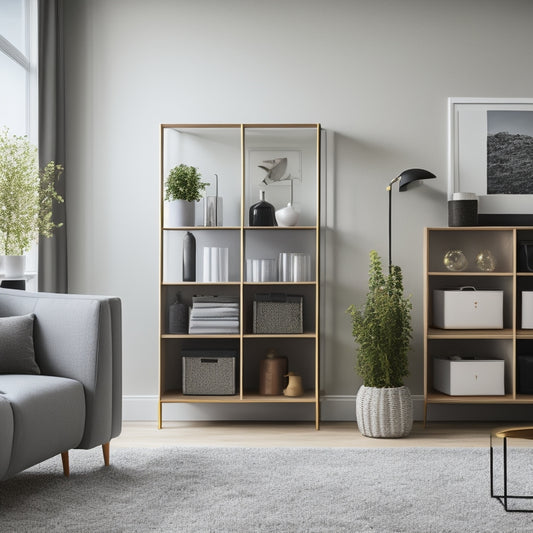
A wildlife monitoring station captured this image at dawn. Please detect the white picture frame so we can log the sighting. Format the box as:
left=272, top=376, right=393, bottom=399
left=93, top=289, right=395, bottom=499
left=448, top=97, right=533, bottom=214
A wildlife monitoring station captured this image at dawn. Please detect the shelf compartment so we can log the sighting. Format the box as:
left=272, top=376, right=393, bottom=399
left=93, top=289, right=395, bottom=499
left=426, top=228, right=514, bottom=273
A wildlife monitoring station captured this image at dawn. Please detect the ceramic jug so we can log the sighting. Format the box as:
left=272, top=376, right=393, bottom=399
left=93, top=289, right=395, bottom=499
left=283, top=372, right=304, bottom=397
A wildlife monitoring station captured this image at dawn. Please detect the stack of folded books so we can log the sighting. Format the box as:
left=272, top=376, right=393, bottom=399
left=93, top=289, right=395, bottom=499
left=188, top=295, right=240, bottom=334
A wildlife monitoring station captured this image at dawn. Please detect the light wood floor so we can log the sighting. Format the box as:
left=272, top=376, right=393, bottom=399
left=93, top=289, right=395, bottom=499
left=113, top=421, right=533, bottom=448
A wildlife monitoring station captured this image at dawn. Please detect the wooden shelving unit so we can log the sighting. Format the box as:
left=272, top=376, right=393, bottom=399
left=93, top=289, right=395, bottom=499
left=424, top=226, right=533, bottom=422
left=159, top=123, right=321, bottom=429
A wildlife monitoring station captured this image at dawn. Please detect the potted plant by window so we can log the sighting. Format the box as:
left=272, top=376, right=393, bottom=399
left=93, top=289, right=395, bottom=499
left=0, top=128, right=64, bottom=277
left=347, top=250, right=413, bottom=438
left=165, top=164, right=208, bottom=227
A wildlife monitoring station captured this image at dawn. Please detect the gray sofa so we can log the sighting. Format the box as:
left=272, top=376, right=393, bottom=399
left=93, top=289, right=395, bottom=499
left=0, top=288, right=122, bottom=480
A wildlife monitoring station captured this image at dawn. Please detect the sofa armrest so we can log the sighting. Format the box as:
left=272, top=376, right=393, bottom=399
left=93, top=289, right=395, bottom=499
left=0, top=288, right=122, bottom=449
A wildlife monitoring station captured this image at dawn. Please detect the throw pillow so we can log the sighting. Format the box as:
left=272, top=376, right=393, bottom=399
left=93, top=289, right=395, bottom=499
left=0, top=313, right=40, bottom=374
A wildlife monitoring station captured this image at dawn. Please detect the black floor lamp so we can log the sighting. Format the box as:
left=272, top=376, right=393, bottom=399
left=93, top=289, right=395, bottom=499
left=387, top=168, right=436, bottom=268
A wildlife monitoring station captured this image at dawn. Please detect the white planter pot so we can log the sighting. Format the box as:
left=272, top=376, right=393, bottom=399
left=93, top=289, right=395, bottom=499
left=2, top=255, right=27, bottom=278
left=355, top=385, right=413, bottom=438
left=168, top=199, right=195, bottom=227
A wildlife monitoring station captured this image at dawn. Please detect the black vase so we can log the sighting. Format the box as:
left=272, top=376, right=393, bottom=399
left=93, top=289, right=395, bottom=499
left=183, top=231, right=196, bottom=281
left=249, top=190, right=277, bottom=226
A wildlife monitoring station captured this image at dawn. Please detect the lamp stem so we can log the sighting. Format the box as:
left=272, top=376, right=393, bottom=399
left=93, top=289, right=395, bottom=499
left=388, top=185, right=392, bottom=269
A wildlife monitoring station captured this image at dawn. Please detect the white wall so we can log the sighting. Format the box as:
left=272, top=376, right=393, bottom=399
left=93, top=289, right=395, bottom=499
left=63, top=0, right=533, bottom=420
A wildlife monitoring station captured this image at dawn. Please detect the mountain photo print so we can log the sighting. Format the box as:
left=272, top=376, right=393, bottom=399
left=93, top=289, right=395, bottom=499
left=487, top=110, right=533, bottom=194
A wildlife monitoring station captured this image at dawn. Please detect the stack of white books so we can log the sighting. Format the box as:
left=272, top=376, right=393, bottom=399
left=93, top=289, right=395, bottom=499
left=188, top=295, right=240, bottom=334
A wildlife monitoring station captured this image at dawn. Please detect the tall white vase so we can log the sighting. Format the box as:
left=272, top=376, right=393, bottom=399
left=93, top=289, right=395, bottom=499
left=168, top=200, right=195, bottom=227
left=2, top=255, right=26, bottom=278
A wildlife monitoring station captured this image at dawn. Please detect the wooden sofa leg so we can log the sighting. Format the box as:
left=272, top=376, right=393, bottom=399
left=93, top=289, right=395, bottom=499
left=61, top=451, right=70, bottom=477
left=102, top=442, right=110, bottom=466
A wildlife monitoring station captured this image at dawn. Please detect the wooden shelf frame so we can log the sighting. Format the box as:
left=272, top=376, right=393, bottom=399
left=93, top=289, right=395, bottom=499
left=159, top=123, right=322, bottom=430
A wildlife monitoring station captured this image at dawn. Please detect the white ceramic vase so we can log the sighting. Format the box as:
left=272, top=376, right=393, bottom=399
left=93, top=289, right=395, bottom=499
left=2, top=255, right=26, bottom=278
left=168, top=199, right=195, bottom=227
left=275, top=203, right=299, bottom=226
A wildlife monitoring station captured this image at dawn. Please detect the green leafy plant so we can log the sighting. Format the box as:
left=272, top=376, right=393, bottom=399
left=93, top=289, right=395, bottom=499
left=0, top=127, right=64, bottom=255
left=165, top=164, right=208, bottom=202
left=347, top=250, right=412, bottom=388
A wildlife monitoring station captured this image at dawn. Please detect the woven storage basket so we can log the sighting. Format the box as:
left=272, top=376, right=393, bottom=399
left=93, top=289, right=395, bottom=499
left=253, top=294, right=303, bottom=334
left=355, top=385, right=413, bottom=438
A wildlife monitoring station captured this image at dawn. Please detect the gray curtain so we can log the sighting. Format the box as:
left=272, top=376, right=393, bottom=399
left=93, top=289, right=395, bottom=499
left=38, top=0, right=67, bottom=293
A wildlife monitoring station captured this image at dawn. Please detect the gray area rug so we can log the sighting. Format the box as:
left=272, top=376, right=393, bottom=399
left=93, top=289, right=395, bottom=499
left=1, top=446, right=533, bottom=532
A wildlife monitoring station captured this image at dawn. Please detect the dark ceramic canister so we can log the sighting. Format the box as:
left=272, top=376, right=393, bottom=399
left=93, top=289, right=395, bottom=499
left=183, top=231, right=196, bottom=281
left=448, top=192, right=478, bottom=227
left=249, top=190, right=277, bottom=226
left=168, top=293, right=188, bottom=334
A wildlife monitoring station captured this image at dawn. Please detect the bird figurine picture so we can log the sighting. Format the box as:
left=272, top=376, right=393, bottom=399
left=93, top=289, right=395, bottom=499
left=259, top=157, right=291, bottom=185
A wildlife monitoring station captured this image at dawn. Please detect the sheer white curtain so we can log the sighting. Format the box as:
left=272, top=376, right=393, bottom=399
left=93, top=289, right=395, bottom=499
left=0, top=0, right=39, bottom=290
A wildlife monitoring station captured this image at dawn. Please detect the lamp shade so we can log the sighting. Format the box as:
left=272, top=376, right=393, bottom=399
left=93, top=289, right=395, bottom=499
left=398, top=168, right=436, bottom=191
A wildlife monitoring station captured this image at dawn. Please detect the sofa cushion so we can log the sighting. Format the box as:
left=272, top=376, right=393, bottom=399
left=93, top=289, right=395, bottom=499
left=0, top=314, right=40, bottom=375
left=0, top=374, right=85, bottom=479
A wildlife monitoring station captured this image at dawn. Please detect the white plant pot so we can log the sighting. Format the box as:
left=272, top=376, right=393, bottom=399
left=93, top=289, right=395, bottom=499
left=355, top=385, right=413, bottom=438
left=168, top=199, right=195, bottom=227
left=2, top=255, right=26, bottom=278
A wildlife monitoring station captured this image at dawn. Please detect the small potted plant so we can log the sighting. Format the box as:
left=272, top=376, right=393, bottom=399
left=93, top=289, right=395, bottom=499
left=0, top=128, right=64, bottom=277
left=165, top=164, right=208, bottom=227
left=347, top=250, right=413, bottom=438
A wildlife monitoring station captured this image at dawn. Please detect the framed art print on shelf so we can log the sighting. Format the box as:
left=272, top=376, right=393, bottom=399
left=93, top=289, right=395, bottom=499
left=448, top=97, right=533, bottom=224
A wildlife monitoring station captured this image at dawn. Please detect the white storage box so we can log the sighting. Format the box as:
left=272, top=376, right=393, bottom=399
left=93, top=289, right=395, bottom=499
left=432, top=288, right=503, bottom=329
left=433, top=357, right=505, bottom=396
left=522, top=291, right=533, bottom=329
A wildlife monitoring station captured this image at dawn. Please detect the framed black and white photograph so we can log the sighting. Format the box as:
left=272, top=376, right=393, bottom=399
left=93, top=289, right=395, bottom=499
left=448, top=97, right=533, bottom=216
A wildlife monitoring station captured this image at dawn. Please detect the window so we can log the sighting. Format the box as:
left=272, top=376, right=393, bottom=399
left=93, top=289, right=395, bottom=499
left=0, top=0, right=38, bottom=287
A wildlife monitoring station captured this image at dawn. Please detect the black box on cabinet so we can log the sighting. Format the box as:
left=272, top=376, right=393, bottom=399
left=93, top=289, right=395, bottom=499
left=517, top=354, right=533, bottom=394
left=182, top=350, right=237, bottom=395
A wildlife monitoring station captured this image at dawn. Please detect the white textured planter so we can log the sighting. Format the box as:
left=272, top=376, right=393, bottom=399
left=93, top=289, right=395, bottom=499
left=356, top=385, right=413, bottom=438
left=168, top=199, right=195, bottom=227
left=2, top=255, right=26, bottom=278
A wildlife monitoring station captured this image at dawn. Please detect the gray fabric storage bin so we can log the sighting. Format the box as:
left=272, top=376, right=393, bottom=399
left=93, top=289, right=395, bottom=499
left=253, top=293, right=303, bottom=334
left=182, top=351, right=237, bottom=395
